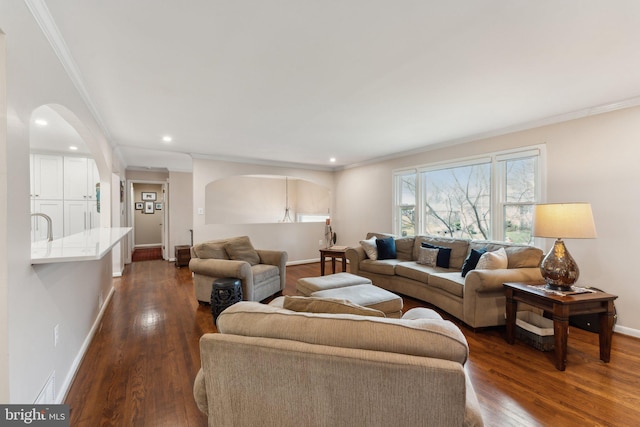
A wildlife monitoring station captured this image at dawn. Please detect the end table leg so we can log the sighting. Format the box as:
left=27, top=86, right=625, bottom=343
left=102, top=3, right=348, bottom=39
left=505, top=289, right=516, bottom=344
left=553, top=305, right=569, bottom=371
left=320, top=254, right=325, bottom=276
left=331, top=257, right=336, bottom=274
left=599, top=300, right=615, bottom=363
left=341, top=256, right=347, bottom=272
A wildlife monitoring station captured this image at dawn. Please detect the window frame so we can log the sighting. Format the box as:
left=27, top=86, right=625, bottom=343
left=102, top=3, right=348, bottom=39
left=392, top=145, right=546, bottom=242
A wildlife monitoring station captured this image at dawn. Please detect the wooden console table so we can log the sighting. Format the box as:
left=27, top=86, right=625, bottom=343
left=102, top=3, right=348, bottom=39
left=504, top=282, right=617, bottom=371
left=319, top=247, right=348, bottom=275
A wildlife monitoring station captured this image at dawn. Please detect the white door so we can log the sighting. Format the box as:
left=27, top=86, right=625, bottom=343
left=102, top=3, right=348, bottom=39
left=64, top=157, right=89, bottom=200
left=33, top=154, right=63, bottom=200
left=64, top=200, right=88, bottom=236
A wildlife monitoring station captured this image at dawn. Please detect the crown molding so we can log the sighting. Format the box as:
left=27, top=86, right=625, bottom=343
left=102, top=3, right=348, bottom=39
left=25, top=0, right=113, bottom=144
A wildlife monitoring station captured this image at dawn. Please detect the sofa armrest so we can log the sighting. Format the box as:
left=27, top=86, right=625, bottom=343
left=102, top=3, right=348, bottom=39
left=193, top=369, right=209, bottom=416
left=189, top=258, right=252, bottom=279
left=464, top=268, right=544, bottom=294
left=345, top=246, right=366, bottom=275
left=256, top=249, right=287, bottom=268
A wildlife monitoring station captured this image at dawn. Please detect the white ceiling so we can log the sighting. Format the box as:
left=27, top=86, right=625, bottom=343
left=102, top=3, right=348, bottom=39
left=29, top=0, right=640, bottom=170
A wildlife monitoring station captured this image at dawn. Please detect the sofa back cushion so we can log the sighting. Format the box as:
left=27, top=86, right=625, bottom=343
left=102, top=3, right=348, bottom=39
left=224, top=236, right=261, bottom=265
left=469, top=240, right=543, bottom=268
left=217, top=301, right=469, bottom=364
left=193, top=240, right=229, bottom=260
left=414, top=236, right=470, bottom=270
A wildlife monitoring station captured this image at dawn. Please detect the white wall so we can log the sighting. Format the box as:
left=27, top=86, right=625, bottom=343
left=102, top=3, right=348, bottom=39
left=169, top=171, right=193, bottom=254
left=1, top=3, right=116, bottom=403
left=336, top=106, right=640, bottom=334
left=192, top=158, right=334, bottom=262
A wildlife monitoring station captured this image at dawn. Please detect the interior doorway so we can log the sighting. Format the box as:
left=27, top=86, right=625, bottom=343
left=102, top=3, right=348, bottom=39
left=128, top=180, right=168, bottom=262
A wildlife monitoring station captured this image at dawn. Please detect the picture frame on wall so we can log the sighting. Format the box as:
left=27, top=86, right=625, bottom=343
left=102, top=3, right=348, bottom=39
left=135, top=202, right=143, bottom=210
left=141, top=192, right=157, bottom=201
left=144, top=201, right=154, bottom=214
left=155, top=203, right=162, bottom=210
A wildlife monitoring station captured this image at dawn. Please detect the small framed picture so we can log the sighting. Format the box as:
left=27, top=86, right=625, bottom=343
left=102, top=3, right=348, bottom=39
left=141, top=192, right=157, bottom=201
left=155, top=203, right=162, bottom=210
left=144, top=201, right=154, bottom=214
left=135, top=202, right=143, bottom=210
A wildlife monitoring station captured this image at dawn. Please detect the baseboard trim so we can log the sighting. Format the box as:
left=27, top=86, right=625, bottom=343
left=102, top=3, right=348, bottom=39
left=614, top=324, right=640, bottom=339
left=56, top=285, right=115, bottom=404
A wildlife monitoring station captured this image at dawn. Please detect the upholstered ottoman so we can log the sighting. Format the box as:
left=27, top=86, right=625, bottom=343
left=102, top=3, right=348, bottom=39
left=296, top=272, right=372, bottom=296
left=311, top=284, right=403, bottom=318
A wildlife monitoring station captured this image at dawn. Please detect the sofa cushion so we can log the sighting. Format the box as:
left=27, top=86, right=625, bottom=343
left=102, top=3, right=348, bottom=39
left=417, top=246, right=439, bottom=267
left=282, top=296, right=385, bottom=317
left=469, top=240, right=543, bottom=268
left=476, top=248, right=508, bottom=270
left=394, top=236, right=415, bottom=261
left=359, top=259, right=402, bottom=275
left=428, top=272, right=466, bottom=298
left=224, top=236, right=261, bottom=265
left=461, top=248, right=487, bottom=277
left=376, top=237, right=397, bottom=260
left=217, top=301, right=470, bottom=364
left=360, top=236, right=378, bottom=260
left=395, top=261, right=447, bottom=284
left=251, top=263, right=280, bottom=283
left=421, top=243, right=452, bottom=268
left=193, top=241, right=228, bottom=260
left=414, top=236, right=470, bottom=270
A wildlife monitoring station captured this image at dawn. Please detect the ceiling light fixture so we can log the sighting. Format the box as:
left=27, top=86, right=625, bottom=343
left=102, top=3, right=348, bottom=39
left=329, top=157, right=336, bottom=163
left=34, top=119, right=48, bottom=126
left=162, top=135, right=172, bottom=143
left=69, top=146, right=78, bottom=151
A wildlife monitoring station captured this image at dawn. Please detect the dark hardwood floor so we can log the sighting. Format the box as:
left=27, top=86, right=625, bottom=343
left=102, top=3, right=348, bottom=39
left=65, top=260, right=640, bottom=426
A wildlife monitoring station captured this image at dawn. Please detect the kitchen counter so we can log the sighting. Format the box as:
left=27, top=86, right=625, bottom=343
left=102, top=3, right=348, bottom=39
left=31, top=227, right=132, bottom=264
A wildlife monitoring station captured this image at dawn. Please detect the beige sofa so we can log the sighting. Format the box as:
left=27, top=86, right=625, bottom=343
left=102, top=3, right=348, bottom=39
left=194, top=300, right=484, bottom=426
left=189, top=236, right=287, bottom=303
left=346, top=233, right=544, bottom=328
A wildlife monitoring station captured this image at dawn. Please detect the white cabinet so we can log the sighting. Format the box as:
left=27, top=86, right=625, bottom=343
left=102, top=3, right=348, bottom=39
left=32, top=200, right=64, bottom=242
left=32, top=154, right=102, bottom=238
left=64, top=200, right=100, bottom=236
left=64, top=157, right=99, bottom=200
left=32, top=154, right=64, bottom=200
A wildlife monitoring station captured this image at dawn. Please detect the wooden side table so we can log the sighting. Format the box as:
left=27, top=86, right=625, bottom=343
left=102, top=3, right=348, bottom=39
left=504, top=282, right=617, bottom=371
left=175, top=245, right=191, bottom=267
left=319, top=247, right=348, bottom=275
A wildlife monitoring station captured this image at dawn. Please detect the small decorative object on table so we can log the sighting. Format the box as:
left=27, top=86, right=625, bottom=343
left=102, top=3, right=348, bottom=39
left=324, top=218, right=337, bottom=248
left=211, top=278, right=243, bottom=322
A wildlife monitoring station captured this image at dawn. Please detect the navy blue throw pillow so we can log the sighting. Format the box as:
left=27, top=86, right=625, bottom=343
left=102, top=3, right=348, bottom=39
left=376, top=237, right=397, bottom=260
left=421, top=242, right=452, bottom=268
left=461, top=248, right=487, bottom=277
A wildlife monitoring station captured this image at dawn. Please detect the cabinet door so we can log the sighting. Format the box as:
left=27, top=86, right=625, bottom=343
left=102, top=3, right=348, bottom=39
left=33, top=154, right=63, bottom=200
left=87, top=200, right=100, bottom=229
left=64, top=157, right=89, bottom=200
left=64, top=200, right=88, bottom=236
left=33, top=200, right=64, bottom=241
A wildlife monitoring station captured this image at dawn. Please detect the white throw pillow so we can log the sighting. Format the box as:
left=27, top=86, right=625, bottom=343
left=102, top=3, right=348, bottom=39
left=417, top=247, right=439, bottom=267
left=360, top=236, right=378, bottom=260
left=476, top=247, right=508, bottom=270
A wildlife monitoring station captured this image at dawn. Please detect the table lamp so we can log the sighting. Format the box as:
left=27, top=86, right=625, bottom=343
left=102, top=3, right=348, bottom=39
left=533, top=203, right=597, bottom=291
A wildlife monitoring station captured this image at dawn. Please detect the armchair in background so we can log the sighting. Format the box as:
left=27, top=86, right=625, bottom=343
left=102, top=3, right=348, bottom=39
left=189, top=236, right=287, bottom=303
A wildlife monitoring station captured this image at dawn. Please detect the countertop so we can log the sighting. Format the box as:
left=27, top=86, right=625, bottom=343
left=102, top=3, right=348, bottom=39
left=31, top=227, right=132, bottom=264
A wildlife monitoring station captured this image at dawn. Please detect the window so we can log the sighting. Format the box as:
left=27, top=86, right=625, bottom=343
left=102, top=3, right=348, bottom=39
left=393, top=146, right=544, bottom=242
left=394, top=172, right=416, bottom=236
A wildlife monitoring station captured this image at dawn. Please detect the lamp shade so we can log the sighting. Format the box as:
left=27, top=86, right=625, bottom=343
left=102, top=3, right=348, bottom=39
left=533, top=203, right=597, bottom=239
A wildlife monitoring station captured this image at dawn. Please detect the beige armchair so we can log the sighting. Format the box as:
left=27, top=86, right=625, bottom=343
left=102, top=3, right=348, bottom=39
left=189, top=236, right=287, bottom=303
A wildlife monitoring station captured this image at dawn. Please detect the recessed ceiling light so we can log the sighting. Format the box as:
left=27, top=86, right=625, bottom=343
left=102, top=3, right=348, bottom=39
left=69, top=146, right=78, bottom=151
left=329, top=157, right=336, bottom=163
left=35, top=119, right=48, bottom=126
left=162, top=135, right=172, bottom=143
